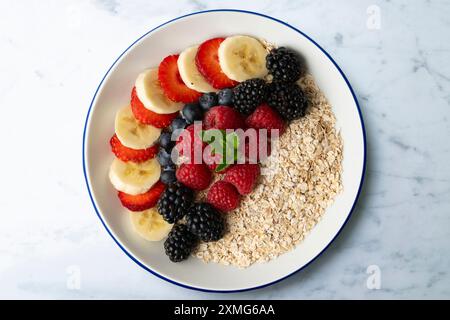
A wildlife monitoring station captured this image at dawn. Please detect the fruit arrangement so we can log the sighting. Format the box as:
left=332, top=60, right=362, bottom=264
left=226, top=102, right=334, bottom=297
left=108, top=34, right=308, bottom=262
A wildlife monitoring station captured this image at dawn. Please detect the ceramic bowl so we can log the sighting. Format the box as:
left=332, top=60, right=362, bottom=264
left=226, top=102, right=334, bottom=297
left=83, top=9, right=366, bottom=292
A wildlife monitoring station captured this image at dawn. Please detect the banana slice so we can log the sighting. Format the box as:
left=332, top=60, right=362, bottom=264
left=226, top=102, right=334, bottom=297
left=218, top=35, right=268, bottom=82
left=109, top=158, right=161, bottom=195
left=135, top=68, right=183, bottom=114
left=115, top=105, right=161, bottom=149
left=130, top=208, right=173, bottom=241
left=178, top=45, right=217, bottom=93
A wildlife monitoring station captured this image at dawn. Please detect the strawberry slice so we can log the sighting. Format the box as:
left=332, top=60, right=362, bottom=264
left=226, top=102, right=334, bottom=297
left=130, top=87, right=178, bottom=128
left=110, top=134, right=158, bottom=162
left=196, top=38, right=238, bottom=89
left=118, top=181, right=165, bottom=211
left=158, top=55, right=202, bottom=103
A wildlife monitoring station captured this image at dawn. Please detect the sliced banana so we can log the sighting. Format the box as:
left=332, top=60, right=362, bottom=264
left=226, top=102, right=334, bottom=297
left=109, top=158, right=161, bottom=195
left=130, top=208, right=173, bottom=241
left=218, top=35, right=268, bottom=82
left=135, top=68, right=183, bottom=114
left=115, top=105, right=161, bottom=149
left=178, top=45, right=217, bottom=93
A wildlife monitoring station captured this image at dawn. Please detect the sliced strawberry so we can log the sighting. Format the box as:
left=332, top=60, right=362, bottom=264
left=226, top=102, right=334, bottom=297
left=130, top=87, right=178, bottom=128
left=158, top=55, right=202, bottom=103
left=196, top=38, right=238, bottom=89
left=118, top=181, right=165, bottom=211
left=110, top=134, right=158, bottom=162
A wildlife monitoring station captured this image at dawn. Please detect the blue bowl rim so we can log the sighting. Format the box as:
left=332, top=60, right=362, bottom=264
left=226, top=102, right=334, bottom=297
left=82, top=9, right=367, bottom=293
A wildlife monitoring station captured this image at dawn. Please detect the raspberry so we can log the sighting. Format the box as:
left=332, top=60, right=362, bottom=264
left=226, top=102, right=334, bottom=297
left=206, top=181, right=240, bottom=212
left=223, top=164, right=260, bottom=195
left=204, top=106, right=245, bottom=130
left=175, top=124, right=206, bottom=163
left=176, top=163, right=212, bottom=191
left=246, top=104, right=285, bottom=135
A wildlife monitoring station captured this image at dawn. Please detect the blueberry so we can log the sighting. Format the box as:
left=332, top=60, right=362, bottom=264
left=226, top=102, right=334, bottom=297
left=218, top=88, right=233, bottom=106
left=199, top=92, right=218, bottom=110
left=170, top=117, right=187, bottom=132
left=159, top=132, right=174, bottom=150
left=157, top=148, right=173, bottom=167
left=160, top=170, right=177, bottom=185
left=163, top=162, right=176, bottom=172
left=181, top=103, right=203, bottom=124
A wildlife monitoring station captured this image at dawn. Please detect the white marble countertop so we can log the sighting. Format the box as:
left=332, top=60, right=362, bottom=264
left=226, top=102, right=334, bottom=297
left=0, top=0, right=449, bottom=299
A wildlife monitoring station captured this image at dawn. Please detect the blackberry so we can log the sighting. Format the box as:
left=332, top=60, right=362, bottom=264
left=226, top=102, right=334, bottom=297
left=232, top=79, right=267, bottom=115
left=267, top=82, right=308, bottom=121
left=157, top=182, right=194, bottom=223
left=186, top=203, right=224, bottom=242
left=164, top=224, right=197, bottom=262
left=266, top=47, right=303, bottom=83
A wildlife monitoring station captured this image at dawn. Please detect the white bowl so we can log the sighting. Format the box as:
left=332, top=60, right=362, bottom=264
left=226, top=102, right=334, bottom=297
left=83, top=9, right=366, bottom=292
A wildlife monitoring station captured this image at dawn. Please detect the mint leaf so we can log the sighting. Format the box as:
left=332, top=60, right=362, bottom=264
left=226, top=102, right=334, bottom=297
left=215, top=162, right=232, bottom=173
left=225, top=132, right=239, bottom=149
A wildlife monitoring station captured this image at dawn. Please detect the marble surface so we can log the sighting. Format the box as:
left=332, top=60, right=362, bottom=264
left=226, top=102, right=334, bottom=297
left=0, top=0, right=449, bottom=299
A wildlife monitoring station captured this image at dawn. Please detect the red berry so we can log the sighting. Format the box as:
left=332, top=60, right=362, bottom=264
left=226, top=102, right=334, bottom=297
left=195, top=38, right=238, bottom=89
left=118, top=181, right=165, bottom=211
left=176, top=163, right=212, bottom=190
left=246, top=103, right=285, bottom=135
left=206, top=181, right=240, bottom=212
left=223, top=164, right=260, bottom=195
left=130, top=87, right=178, bottom=128
left=204, top=106, right=246, bottom=130
left=158, top=55, right=202, bottom=103
left=110, top=134, right=158, bottom=162
left=175, top=124, right=206, bottom=163
left=203, top=146, right=222, bottom=170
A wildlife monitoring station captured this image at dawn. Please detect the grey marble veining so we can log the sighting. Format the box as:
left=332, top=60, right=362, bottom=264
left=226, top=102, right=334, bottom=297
left=0, top=0, right=449, bottom=299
